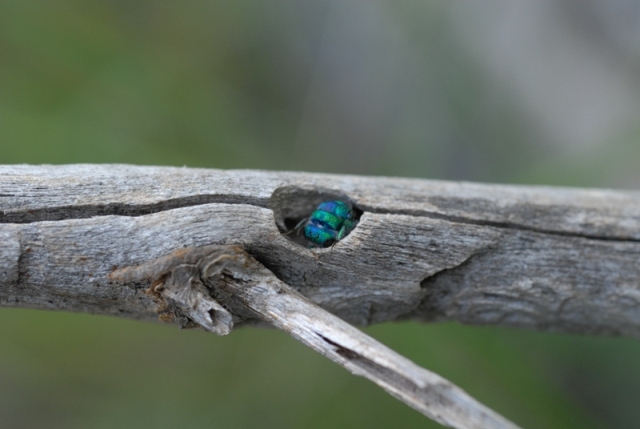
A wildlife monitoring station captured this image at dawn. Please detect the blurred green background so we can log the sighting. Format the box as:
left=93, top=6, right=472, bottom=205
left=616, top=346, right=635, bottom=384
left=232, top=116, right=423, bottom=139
left=1, top=1, right=640, bottom=428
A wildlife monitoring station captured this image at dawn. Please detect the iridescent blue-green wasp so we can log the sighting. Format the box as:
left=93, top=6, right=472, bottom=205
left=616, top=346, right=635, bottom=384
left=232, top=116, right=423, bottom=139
left=291, top=200, right=358, bottom=248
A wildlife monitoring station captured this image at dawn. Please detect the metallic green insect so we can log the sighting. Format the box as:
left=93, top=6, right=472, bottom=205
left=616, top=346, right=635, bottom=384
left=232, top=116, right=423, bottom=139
left=295, top=200, right=358, bottom=247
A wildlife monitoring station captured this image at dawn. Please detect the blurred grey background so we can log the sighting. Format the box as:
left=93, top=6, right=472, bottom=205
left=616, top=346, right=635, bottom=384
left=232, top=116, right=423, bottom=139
left=1, top=1, right=639, bottom=428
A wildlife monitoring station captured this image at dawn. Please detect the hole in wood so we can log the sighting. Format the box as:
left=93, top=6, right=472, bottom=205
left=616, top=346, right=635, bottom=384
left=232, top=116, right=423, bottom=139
left=270, top=185, right=362, bottom=247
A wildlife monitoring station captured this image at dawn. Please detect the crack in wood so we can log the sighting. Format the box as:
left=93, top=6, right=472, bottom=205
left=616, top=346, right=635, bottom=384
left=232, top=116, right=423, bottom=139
left=363, top=206, right=640, bottom=244
left=15, top=231, right=26, bottom=288
left=318, top=333, right=358, bottom=358
left=0, top=194, right=269, bottom=224
left=316, top=332, right=456, bottom=411
left=3, top=192, right=637, bottom=246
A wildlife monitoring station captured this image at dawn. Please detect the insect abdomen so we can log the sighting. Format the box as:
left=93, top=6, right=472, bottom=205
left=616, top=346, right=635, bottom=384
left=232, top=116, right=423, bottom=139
left=303, top=200, right=357, bottom=247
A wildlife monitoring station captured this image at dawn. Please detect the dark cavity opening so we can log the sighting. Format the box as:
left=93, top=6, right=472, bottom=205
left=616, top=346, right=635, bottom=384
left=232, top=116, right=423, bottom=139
left=270, top=185, right=363, bottom=247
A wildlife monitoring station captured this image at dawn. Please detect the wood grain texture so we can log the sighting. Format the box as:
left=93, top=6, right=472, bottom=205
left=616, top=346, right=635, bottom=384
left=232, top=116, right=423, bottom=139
left=1, top=164, right=639, bottom=336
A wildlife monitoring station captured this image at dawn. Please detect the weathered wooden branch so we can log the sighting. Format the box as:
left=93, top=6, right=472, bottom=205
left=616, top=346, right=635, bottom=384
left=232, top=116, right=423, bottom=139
left=1, top=164, right=639, bottom=335
left=2, top=164, right=639, bottom=428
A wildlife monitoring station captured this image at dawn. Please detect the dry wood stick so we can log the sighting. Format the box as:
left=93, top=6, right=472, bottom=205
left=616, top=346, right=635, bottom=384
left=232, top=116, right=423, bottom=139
left=110, top=245, right=521, bottom=429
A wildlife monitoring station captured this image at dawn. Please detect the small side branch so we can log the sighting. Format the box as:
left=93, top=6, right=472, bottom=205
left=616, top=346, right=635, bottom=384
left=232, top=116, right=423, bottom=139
left=111, top=245, right=521, bottom=429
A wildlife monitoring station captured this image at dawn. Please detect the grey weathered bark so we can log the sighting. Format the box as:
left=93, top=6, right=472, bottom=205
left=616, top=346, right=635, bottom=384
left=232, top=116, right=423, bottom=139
left=1, top=164, right=639, bottom=336
left=1, top=164, right=639, bottom=428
